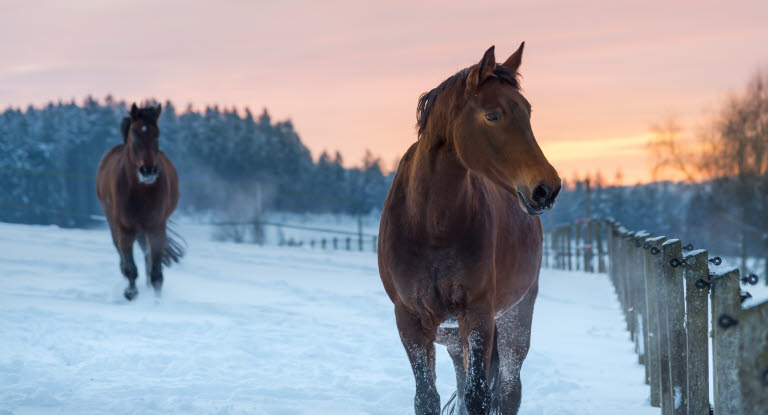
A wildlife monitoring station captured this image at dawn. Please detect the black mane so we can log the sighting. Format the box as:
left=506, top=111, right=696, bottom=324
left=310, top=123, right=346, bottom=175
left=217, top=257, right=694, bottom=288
left=416, top=65, right=520, bottom=137
left=120, top=117, right=131, bottom=142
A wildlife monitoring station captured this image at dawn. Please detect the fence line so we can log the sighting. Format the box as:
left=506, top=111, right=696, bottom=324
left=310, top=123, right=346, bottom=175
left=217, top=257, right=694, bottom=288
left=0, top=164, right=382, bottom=252
left=0, top=199, right=379, bottom=253
left=548, top=219, right=768, bottom=415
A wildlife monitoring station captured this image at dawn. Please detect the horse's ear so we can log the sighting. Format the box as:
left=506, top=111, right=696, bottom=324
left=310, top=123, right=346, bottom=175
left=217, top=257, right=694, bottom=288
left=155, top=103, right=162, bottom=118
left=467, top=45, right=496, bottom=92
left=120, top=117, right=131, bottom=143
left=502, top=42, right=524, bottom=73
left=130, top=103, right=140, bottom=119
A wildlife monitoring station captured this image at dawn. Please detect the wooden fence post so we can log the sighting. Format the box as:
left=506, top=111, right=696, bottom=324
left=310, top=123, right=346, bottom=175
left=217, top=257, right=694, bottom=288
left=597, top=220, right=606, bottom=273
left=661, top=239, right=687, bottom=414
left=614, top=228, right=626, bottom=317
left=555, top=228, right=561, bottom=269
left=357, top=214, right=363, bottom=252
left=651, top=236, right=674, bottom=413
left=575, top=220, right=582, bottom=271
left=587, top=219, right=596, bottom=273
left=627, top=231, right=639, bottom=345
left=612, top=223, right=621, bottom=288
left=561, top=226, right=567, bottom=270
left=565, top=225, right=573, bottom=271
left=623, top=230, right=636, bottom=338
left=618, top=227, right=628, bottom=309
left=738, top=299, right=768, bottom=414
left=556, top=227, right=561, bottom=270
left=711, top=268, right=742, bottom=415
left=633, top=232, right=650, bottom=367
left=606, top=220, right=614, bottom=283
left=683, top=249, right=710, bottom=415
left=645, top=236, right=665, bottom=407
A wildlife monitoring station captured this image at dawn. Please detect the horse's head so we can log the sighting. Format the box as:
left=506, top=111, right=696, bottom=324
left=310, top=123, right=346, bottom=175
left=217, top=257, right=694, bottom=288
left=122, top=103, right=162, bottom=185
left=419, top=43, right=561, bottom=215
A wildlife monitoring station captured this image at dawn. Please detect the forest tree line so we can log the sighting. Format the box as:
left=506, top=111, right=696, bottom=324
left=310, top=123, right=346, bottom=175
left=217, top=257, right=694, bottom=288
left=552, top=70, right=768, bottom=274
left=2, top=68, right=767, bottom=269
left=0, top=96, right=393, bottom=227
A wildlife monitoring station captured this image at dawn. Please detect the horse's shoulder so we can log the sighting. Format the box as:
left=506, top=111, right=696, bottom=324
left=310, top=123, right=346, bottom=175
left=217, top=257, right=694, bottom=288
left=401, top=142, right=418, bottom=162
left=102, top=144, right=124, bottom=161
left=157, top=150, right=173, bottom=166
left=389, top=142, right=418, bottom=186
left=97, top=144, right=124, bottom=170
left=157, top=151, right=178, bottom=179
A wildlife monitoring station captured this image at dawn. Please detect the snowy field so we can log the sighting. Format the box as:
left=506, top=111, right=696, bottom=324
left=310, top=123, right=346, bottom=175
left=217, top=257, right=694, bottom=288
left=0, top=222, right=657, bottom=415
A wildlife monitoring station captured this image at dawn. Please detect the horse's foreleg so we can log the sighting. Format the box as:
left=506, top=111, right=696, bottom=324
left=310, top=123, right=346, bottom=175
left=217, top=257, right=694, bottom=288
left=117, top=228, right=138, bottom=300
left=395, top=304, right=440, bottom=415
left=136, top=232, right=150, bottom=284
left=496, top=280, right=538, bottom=415
left=146, top=228, right=167, bottom=296
left=458, top=305, right=495, bottom=415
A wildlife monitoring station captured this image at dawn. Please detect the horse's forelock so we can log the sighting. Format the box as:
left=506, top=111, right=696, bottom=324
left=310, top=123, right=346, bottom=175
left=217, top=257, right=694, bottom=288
left=129, top=106, right=160, bottom=127
left=416, top=65, right=519, bottom=140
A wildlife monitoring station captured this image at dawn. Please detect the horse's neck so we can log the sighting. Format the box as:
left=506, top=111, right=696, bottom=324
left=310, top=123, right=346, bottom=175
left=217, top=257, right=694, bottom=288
left=118, top=156, right=138, bottom=187
left=406, top=140, right=480, bottom=226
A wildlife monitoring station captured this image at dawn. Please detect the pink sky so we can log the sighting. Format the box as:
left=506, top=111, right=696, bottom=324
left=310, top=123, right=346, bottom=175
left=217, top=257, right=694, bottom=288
left=2, top=0, right=767, bottom=184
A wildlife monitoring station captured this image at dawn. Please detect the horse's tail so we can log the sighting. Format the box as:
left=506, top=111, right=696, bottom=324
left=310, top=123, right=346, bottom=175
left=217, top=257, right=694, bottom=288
left=441, top=323, right=502, bottom=415
left=162, top=226, right=186, bottom=266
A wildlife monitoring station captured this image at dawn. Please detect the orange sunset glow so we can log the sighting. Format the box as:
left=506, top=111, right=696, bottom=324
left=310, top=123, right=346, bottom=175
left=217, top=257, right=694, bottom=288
left=2, top=0, right=767, bottom=184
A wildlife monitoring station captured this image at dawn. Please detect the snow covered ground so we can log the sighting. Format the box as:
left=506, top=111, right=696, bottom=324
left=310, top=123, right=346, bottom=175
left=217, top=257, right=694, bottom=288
left=0, top=222, right=657, bottom=415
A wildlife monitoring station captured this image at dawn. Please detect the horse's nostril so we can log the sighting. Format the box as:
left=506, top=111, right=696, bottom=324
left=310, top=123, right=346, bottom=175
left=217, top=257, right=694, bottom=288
left=532, top=183, right=552, bottom=205
left=139, top=165, right=157, bottom=176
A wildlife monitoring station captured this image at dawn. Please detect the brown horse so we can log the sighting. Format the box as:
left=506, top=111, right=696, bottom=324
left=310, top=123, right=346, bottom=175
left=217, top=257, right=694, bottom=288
left=97, top=103, right=183, bottom=300
left=378, top=43, right=561, bottom=415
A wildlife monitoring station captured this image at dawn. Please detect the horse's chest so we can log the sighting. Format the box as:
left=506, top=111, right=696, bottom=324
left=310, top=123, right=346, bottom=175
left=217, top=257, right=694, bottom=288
left=121, top=188, right=164, bottom=225
left=387, top=219, right=493, bottom=287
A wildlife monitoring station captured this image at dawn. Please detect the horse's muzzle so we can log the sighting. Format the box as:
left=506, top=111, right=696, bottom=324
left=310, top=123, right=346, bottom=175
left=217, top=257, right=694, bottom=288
left=517, top=186, right=558, bottom=216
left=137, top=165, right=159, bottom=184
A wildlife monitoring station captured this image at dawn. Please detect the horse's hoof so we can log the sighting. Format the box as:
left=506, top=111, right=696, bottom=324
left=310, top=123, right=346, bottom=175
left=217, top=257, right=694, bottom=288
left=124, top=287, right=138, bottom=301
left=150, top=281, right=162, bottom=297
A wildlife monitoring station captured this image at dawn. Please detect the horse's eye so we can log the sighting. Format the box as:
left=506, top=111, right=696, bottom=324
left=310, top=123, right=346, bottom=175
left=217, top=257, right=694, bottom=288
left=484, top=112, right=500, bottom=122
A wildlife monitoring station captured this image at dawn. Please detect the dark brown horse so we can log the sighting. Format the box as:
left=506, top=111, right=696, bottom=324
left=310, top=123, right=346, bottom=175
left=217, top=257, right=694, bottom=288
left=97, top=103, right=183, bottom=300
left=378, top=43, right=561, bottom=415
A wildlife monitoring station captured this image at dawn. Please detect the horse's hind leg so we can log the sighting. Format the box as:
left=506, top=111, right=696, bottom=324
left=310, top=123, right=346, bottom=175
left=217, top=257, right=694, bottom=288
left=395, top=304, right=441, bottom=415
left=116, top=228, right=139, bottom=300
left=438, top=323, right=468, bottom=415
left=146, top=228, right=167, bottom=296
left=496, top=279, right=538, bottom=414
